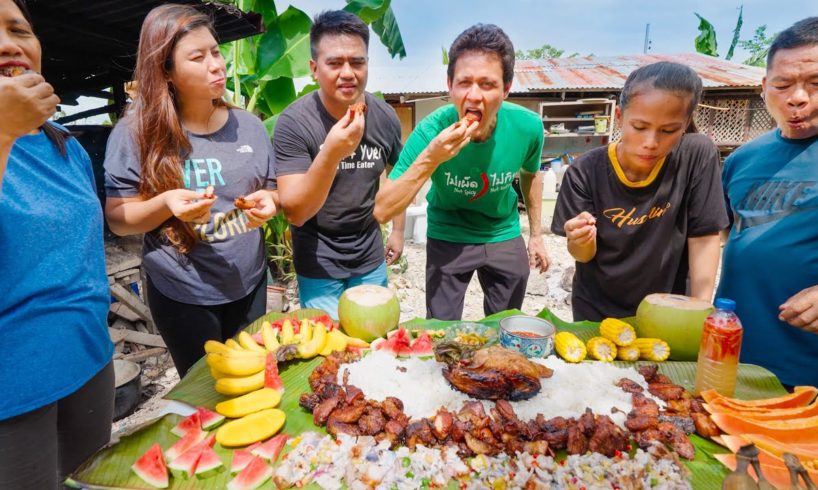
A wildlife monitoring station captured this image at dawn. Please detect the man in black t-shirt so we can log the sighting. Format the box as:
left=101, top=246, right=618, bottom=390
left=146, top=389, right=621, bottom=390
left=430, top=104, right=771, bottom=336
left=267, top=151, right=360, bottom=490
left=273, top=10, right=405, bottom=318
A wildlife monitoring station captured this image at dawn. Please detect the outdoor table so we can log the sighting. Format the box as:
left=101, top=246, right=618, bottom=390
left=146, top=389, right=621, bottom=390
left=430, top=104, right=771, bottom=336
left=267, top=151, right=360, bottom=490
left=68, top=308, right=788, bottom=490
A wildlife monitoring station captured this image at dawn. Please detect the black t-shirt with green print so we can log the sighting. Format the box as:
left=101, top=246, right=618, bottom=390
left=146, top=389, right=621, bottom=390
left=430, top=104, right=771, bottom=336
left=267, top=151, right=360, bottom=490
left=551, top=133, right=729, bottom=321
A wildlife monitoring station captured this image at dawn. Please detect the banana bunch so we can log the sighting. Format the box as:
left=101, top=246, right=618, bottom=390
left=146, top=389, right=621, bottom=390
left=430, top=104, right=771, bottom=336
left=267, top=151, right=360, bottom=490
left=204, top=318, right=370, bottom=395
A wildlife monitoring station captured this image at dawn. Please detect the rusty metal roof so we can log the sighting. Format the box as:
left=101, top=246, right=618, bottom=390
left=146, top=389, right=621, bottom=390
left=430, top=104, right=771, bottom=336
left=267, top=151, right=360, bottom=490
left=369, top=53, right=764, bottom=96
left=27, top=0, right=262, bottom=95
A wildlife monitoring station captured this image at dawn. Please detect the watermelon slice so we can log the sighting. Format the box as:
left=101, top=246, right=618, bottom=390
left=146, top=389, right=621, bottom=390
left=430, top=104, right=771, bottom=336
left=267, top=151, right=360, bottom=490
left=373, top=327, right=413, bottom=356
left=165, top=425, right=206, bottom=461
left=195, top=445, right=224, bottom=479
left=264, top=352, right=284, bottom=391
left=197, top=406, right=226, bottom=430
left=227, top=456, right=272, bottom=490
left=167, top=444, right=202, bottom=480
left=167, top=434, right=216, bottom=479
left=131, top=443, right=169, bottom=489
left=230, top=443, right=260, bottom=474
left=170, top=411, right=201, bottom=437
left=410, top=330, right=434, bottom=356
left=250, top=434, right=288, bottom=462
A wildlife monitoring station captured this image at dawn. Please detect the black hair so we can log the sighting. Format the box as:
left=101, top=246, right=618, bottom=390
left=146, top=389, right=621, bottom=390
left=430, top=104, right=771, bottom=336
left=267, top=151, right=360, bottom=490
left=619, top=61, right=702, bottom=133
left=11, top=0, right=68, bottom=156
left=767, top=17, right=818, bottom=68
left=447, top=24, right=515, bottom=86
left=310, top=10, right=369, bottom=60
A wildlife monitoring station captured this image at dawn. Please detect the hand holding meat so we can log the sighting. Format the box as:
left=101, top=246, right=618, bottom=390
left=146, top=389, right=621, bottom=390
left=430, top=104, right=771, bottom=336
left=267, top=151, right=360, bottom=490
left=239, top=189, right=277, bottom=229
left=164, top=188, right=216, bottom=225
left=564, top=211, right=597, bottom=245
left=0, top=72, right=59, bottom=141
left=779, top=284, right=818, bottom=334
left=322, top=105, right=365, bottom=163
left=421, top=117, right=477, bottom=167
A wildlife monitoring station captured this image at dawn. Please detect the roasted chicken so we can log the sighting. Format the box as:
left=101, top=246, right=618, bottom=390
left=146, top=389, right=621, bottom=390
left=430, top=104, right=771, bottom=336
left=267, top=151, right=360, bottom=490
left=435, top=344, right=553, bottom=401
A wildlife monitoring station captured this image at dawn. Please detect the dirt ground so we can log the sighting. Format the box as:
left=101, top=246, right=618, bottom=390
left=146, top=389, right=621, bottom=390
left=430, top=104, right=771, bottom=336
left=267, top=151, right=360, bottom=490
left=114, top=211, right=576, bottom=435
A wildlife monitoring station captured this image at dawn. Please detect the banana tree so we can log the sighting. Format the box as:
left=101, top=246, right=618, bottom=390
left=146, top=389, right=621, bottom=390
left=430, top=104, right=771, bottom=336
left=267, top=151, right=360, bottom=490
left=218, top=0, right=406, bottom=283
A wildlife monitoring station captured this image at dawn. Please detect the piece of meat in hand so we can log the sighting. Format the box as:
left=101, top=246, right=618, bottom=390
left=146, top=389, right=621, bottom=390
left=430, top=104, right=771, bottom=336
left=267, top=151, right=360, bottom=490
left=234, top=196, right=255, bottom=210
left=441, top=346, right=553, bottom=401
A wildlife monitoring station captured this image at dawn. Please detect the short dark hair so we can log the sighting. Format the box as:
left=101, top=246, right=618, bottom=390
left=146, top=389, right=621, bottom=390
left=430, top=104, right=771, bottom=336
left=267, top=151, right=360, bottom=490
left=310, top=10, right=369, bottom=59
left=767, top=17, right=818, bottom=69
left=620, top=61, right=703, bottom=123
left=447, top=24, right=515, bottom=86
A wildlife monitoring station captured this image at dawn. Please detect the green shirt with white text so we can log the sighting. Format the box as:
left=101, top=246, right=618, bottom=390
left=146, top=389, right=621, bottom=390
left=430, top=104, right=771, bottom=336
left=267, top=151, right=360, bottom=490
left=389, top=102, right=543, bottom=244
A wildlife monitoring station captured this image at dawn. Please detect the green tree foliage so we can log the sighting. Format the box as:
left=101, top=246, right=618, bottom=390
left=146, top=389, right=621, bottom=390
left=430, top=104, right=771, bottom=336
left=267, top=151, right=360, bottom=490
left=694, top=6, right=773, bottom=67
left=221, top=0, right=405, bottom=133
left=515, top=43, right=576, bottom=60
left=694, top=13, right=721, bottom=57
left=739, top=25, right=776, bottom=67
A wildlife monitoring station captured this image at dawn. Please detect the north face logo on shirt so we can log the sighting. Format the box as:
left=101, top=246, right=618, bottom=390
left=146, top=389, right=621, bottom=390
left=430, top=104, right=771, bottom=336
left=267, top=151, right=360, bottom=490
left=734, top=180, right=818, bottom=232
left=236, top=145, right=254, bottom=153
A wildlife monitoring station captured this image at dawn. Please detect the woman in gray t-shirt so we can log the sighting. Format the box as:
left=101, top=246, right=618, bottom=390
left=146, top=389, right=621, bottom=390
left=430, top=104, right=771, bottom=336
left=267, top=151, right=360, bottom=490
left=103, top=5, right=278, bottom=376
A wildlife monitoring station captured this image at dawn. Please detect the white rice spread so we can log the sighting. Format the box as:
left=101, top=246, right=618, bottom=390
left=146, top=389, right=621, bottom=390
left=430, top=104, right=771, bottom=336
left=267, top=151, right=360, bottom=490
left=338, top=352, right=663, bottom=427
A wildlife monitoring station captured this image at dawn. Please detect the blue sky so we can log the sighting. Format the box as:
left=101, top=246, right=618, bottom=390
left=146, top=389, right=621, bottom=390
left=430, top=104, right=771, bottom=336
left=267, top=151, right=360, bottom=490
left=288, top=0, right=818, bottom=66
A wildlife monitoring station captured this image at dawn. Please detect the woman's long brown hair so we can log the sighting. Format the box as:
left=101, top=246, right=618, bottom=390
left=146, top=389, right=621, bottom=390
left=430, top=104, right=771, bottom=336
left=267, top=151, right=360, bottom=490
left=130, top=4, right=225, bottom=253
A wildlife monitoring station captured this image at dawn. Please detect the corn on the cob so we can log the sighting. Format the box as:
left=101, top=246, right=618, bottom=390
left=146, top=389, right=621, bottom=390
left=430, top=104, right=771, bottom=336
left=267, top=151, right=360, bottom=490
left=586, top=336, right=617, bottom=362
left=555, top=332, right=587, bottom=363
left=599, top=318, right=636, bottom=346
left=616, top=344, right=640, bottom=361
left=634, top=338, right=671, bottom=362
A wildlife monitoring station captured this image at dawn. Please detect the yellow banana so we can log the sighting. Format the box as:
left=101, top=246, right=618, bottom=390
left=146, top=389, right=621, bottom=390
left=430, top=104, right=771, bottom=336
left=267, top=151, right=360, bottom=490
left=209, top=366, right=232, bottom=380
left=214, top=370, right=265, bottom=396
left=280, top=319, right=296, bottom=345
left=299, top=319, right=313, bottom=344
left=239, top=331, right=266, bottom=353
left=298, top=321, right=327, bottom=359
left=225, top=338, right=244, bottom=351
left=261, top=321, right=280, bottom=352
left=204, top=340, right=231, bottom=354
left=206, top=352, right=265, bottom=376
left=338, top=331, right=370, bottom=348
left=319, top=329, right=348, bottom=356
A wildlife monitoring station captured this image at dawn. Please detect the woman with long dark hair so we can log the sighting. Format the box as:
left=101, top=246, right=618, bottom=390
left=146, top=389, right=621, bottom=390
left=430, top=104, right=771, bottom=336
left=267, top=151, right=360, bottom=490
left=551, top=61, right=729, bottom=321
left=104, top=4, right=278, bottom=376
left=0, top=0, right=115, bottom=487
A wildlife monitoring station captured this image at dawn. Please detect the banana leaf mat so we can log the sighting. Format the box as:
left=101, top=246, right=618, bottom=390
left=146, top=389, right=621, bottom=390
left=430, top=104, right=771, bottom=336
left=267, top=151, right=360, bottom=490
left=69, top=307, right=787, bottom=489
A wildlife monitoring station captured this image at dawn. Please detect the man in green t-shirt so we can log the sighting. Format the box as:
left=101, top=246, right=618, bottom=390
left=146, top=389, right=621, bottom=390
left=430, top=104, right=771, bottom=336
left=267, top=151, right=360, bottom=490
left=374, top=24, right=548, bottom=320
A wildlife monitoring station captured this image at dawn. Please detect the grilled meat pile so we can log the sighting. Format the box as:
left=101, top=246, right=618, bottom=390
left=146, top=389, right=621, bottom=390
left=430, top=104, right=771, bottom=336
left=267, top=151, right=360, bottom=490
left=302, top=354, right=715, bottom=461
left=434, top=343, right=553, bottom=401
left=619, top=364, right=720, bottom=460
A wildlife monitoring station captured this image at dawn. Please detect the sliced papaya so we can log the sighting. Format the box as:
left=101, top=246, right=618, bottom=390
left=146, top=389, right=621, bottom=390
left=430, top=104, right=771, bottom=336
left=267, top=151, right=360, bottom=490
left=703, top=398, right=818, bottom=420
left=710, top=412, right=818, bottom=444
left=701, top=386, right=818, bottom=409
left=714, top=453, right=818, bottom=488
left=719, top=435, right=813, bottom=468
left=743, top=434, right=818, bottom=461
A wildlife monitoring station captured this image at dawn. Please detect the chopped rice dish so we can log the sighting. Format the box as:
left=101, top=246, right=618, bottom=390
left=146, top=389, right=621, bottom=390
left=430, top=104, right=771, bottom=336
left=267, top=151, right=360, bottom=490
left=273, top=432, right=691, bottom=489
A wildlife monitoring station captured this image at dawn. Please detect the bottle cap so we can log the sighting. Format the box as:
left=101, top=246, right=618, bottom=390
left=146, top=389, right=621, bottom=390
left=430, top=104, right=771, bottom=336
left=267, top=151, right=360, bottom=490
left=714, top=298, right=736, bottom=311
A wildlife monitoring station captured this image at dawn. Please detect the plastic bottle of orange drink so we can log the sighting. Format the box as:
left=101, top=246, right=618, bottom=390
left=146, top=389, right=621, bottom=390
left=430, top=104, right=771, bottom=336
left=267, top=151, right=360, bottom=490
left=694, top=298, right=743, bottom=397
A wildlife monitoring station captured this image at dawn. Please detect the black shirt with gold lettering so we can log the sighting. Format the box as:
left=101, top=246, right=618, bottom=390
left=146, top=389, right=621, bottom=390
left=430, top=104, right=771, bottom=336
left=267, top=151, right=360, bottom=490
left=551, top=133, right=729, bottom=321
